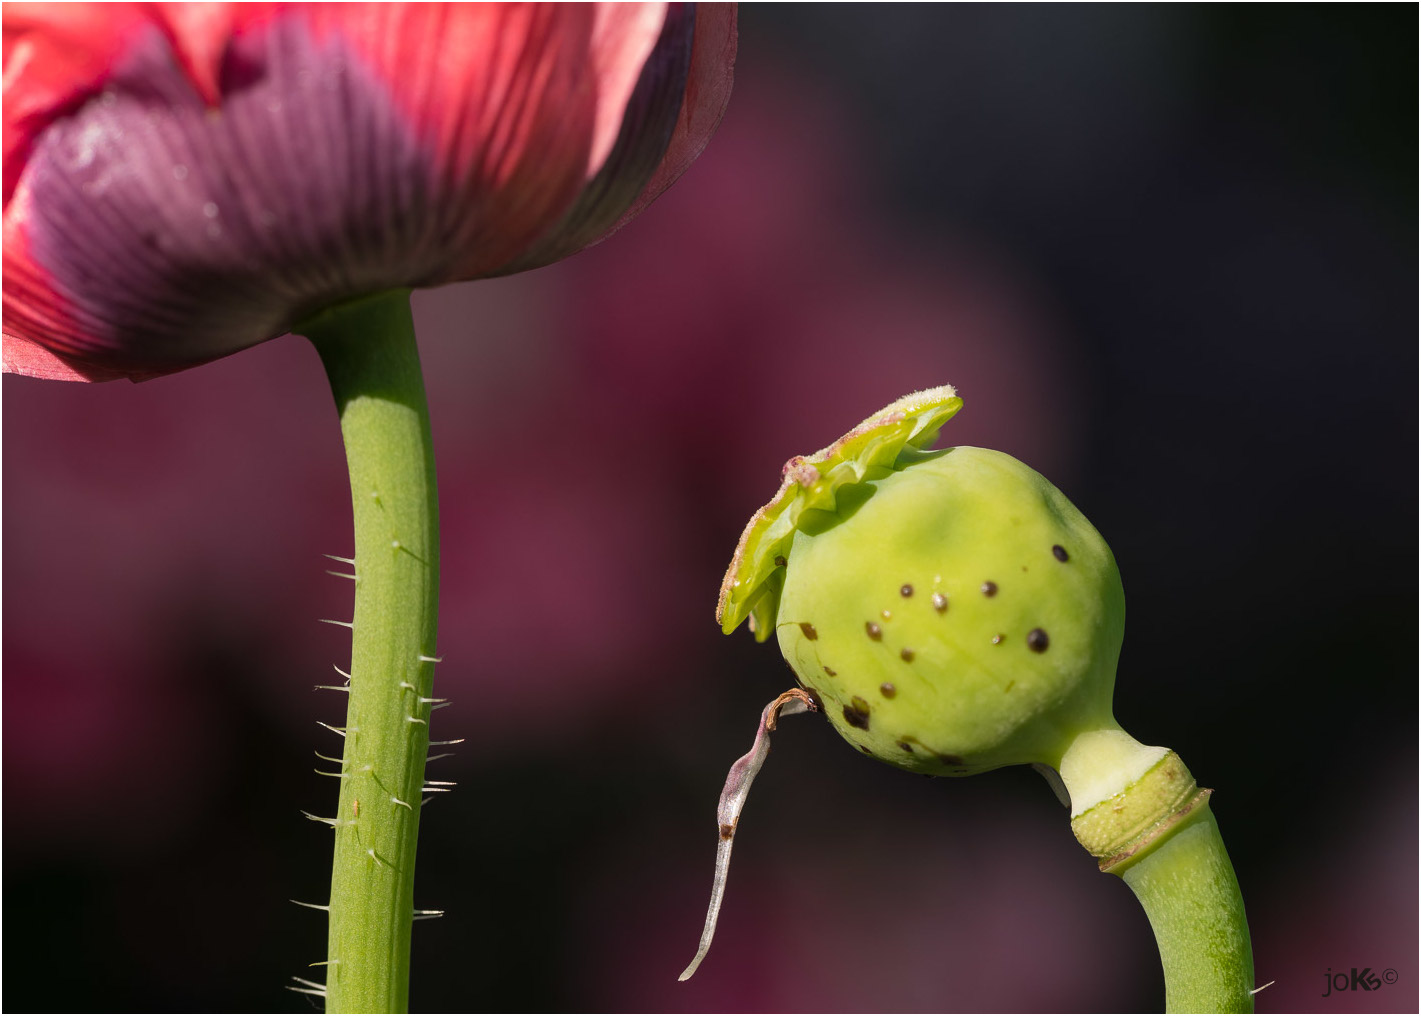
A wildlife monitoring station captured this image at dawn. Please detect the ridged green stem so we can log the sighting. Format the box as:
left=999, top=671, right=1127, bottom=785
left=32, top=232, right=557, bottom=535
left=300, top=290, right=440, bottom=1013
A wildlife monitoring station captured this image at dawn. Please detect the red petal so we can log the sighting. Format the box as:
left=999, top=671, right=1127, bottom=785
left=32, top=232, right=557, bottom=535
left=1, top=3, right=737, bottom=380
left=150, top=3, right=238, bottom=106
left=1, top=211, right=139, bottom=381
left=2, top=2, right=235, bottom=203
left=1, top=330, right=127, bottom=381
left=296, top=4, right=610, bottom=280
left=4, top=3, right=144, bottom=203
left=612, top=3, right=737, bottom=234
left=583, top=5, right=673, bottom=177
left=494, top=3, right=697, bottom=274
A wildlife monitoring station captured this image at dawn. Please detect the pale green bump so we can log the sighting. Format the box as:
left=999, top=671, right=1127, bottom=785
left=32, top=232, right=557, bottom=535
left=719, top=388, right=1125, bottom=776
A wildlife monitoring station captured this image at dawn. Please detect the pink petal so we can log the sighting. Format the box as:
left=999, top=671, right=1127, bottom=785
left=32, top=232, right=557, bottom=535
left=1, top=329, right=121, bottom=381
left=302, top=3, right=607, bottom=280
left=495, top=3, right=698, bottom=273
left=2, top=2, right=236, bottom=201
left=611, top=3, right=738, bottom=235
left=584, top=4, right=673, bottom=177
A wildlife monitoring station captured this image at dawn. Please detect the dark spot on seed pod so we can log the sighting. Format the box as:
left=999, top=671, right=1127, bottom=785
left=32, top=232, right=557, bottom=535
left=865, top=621, right=882, bottom=640
left=719, top=823, right=735, bottom=840
left=806, top=688, right=824, bottom=710
left=798, top=622, right=818, bottom=640
left=879, top=682, right=896, bottom=698
left=935, top=752, right=965, bottom=766
left=1027, top=628, right=1050, bottom=653
left=900, top=583, right=913, bottom=597
left=843, top=697, right=871, bottom=730
left=1004, top=679, right=1016, bottom=692
left=991, top=633, right=1005, bottom=645
left=858, top=744, right=872, bottom=754
left=897, top=740, right=914, bottom=753
left=1052, top=545, right=1069, bottom=562
left=981, top=581, right=998, bottom=597
left=823, top=666, right=836, bottom=676
left=774, top=555, right=787, bottom=567
left=899, top=648, right=915, bottom=662
left=931, top=592, right=948, bottom=612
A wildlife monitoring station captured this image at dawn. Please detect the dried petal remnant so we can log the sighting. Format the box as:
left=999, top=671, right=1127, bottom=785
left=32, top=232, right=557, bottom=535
left=680, top=688, right=817, bottom=982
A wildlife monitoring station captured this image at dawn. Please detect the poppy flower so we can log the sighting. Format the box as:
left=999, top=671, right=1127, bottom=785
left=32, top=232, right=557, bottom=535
left=2, top=5, right=737, bottom=1010
left=1, top=2, right=736, bottom=381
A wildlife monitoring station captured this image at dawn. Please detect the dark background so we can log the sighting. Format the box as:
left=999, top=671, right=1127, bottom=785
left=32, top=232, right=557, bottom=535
left=5, top=6, right=1416, bottom=1012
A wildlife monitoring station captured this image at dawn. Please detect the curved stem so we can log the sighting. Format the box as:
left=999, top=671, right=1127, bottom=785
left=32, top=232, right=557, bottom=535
left=1118, top=806, right=1254, bottom=1013
left=1060, top=735, right=1254, bottom=1013
left=299, top=290, right=440, bottom=1013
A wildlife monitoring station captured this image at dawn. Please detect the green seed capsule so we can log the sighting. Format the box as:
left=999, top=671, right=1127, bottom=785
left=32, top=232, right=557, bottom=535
left=779, top=445, right=1124, bottom=774
left=718, top=386, right=1124, bottom=776
left=694, top=388, right=1252, bottom=1003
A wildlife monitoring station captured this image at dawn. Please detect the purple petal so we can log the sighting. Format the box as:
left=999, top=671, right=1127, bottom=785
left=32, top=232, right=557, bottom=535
left=21, top=17, right=452, bottom=371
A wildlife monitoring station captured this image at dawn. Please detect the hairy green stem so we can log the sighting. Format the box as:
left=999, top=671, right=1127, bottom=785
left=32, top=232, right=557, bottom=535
left=300, top=290, right=440, bottom=1013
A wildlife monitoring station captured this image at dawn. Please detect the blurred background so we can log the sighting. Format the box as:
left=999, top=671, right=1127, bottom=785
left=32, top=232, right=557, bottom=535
left=4, top=6, right=1415, bottom=1012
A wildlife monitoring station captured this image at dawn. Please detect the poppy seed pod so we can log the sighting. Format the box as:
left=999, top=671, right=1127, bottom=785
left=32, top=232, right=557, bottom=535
left=694, top=388, right=1253, bottom=1011
left=2, top=2, right=736, bottom=382
left=719, top=386, right=1124, bottom=775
